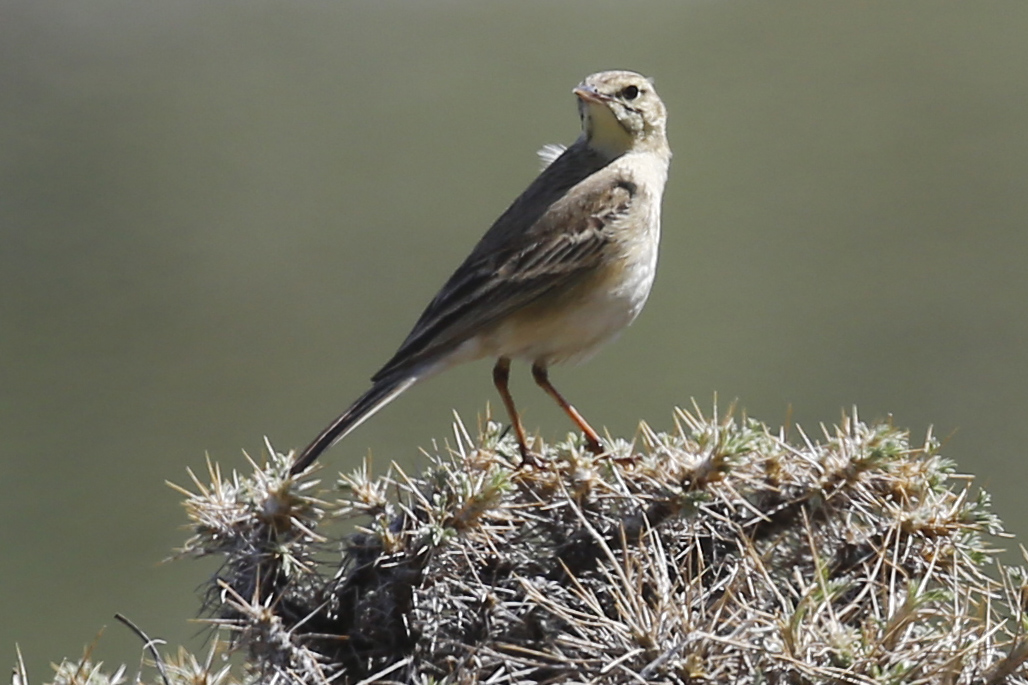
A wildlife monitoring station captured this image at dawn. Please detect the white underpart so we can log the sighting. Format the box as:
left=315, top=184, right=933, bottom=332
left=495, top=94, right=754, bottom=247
left=582, top=98, right=634, bottom=159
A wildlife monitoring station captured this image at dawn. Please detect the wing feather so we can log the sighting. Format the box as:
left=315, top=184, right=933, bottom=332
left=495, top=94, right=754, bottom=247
left=372, top=171, right=635, bottom=381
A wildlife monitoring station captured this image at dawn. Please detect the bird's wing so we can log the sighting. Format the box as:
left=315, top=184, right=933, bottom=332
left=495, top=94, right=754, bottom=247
left=371, top=172, right=636, bottom=381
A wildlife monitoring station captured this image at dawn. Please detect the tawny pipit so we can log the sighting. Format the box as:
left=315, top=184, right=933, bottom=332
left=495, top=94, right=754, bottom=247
left=291, top=70, right=671, bottom=475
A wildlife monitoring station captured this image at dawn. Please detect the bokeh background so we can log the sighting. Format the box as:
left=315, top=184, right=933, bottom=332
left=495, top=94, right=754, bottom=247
left=3, top=0, right=1027, bottom=676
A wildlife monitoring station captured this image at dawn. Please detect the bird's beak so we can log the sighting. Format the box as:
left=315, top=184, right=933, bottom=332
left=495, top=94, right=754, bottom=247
left=573, top=85, right=610, bottom=105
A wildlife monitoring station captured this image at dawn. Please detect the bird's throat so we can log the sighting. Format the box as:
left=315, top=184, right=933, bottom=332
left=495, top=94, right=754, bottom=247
left=583, top=102, right=633, bottom=159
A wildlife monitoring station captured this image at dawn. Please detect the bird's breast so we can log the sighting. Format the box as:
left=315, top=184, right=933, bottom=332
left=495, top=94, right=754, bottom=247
left=474, top=218, right=660, bottom=367
left=458, top=151, right=667, bottom=369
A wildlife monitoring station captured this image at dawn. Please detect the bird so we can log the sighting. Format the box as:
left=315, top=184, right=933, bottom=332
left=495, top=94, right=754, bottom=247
left=290, top=70, right=671, bottom=476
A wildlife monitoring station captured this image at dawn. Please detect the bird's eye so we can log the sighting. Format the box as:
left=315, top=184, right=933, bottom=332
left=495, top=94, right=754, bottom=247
left=620, top=85, right=640, bottom=100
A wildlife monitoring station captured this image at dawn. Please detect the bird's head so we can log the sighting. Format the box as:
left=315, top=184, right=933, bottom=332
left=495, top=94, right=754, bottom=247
left=574, top=70, right=668, bottom=159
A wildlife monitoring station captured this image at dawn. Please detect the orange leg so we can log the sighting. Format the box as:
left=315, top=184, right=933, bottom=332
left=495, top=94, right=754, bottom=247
left=492, top=357, right=537, bottom=467
left=531, top=363, right=604, bottom=455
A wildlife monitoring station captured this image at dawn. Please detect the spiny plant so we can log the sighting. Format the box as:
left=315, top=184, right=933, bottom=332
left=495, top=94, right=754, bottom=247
left=14, top=405, right=1028, bottom=684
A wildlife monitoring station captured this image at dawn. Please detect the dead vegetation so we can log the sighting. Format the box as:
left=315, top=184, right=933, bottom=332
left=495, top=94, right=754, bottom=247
left=18, top=405, right=1028, bottom=684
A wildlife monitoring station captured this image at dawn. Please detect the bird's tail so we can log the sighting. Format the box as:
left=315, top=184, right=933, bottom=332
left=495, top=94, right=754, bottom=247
left=290, top=373, right=419, bottom=475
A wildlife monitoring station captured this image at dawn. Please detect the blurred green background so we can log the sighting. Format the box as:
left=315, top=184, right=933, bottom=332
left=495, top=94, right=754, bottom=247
left=3, top=0, right=1027, bottom=676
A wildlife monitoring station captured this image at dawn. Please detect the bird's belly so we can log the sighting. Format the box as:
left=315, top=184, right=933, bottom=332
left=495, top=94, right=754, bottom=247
left=475, top=244, right=657, bottom=366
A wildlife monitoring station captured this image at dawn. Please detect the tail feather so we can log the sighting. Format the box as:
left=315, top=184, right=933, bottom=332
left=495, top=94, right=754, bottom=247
left=290, top=374, right=419, bottom=475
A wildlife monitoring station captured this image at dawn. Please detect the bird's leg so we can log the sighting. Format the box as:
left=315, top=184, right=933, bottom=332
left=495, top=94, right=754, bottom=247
left=531, top=362, right=604, bottom=455
left=493, top=357, right=538, bottom=467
